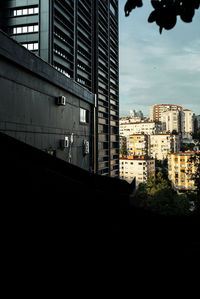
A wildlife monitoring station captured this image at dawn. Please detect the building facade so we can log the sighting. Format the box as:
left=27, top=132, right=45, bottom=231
left=0, top=30, right=94, bottom=171
left=127, top=134, right=148, bottom=156
left=0, top=0, right=119, bottom=177
left=181, top=109, right=194, bottom=140
left=149, top=104, right=183, bottom=122
left=195, top=115, right=200, bottom=129
left=168, top=151, right=200, bottom=191
left=120, top=155, right=155, bottom=185
left=161, top=110, right=181, bottom=134
left=149, top=134, right=181, bottom=160
left=120, top=121, right=159, bottom=136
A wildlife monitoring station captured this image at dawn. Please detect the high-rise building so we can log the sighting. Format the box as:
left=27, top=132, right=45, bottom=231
left=161, top=110, right=181, bottom=133
left=149, top=104, right=183, bottom=122
left=181, top=109, right=194, bottom=140
left=0, top=0, right=119, bottom=177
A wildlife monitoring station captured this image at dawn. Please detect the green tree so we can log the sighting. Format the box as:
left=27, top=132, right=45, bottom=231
left=134, top=172, right=192, bottom=216
left=120, top=142, right=128, bottom=156
left=187, top=153, right=200, bottom=212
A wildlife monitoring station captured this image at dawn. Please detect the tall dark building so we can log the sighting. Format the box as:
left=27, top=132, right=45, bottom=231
left=0, top=0, right=119, bottom=177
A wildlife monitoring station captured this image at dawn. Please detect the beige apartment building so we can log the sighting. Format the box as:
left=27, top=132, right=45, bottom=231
left=168, top=151, right=200, bottom=191
left=120, top=155, right=155, bottom=185
left=150, top=104, right=183, bottom=122
left=127, top=134, right=148, bottom=156
left=161, top=108, right=194, bottom=140
left=149, top=134, right=181, bottom=160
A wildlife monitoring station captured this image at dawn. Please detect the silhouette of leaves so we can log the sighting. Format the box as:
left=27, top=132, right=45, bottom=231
left=124, top=0, right=200, bottom=34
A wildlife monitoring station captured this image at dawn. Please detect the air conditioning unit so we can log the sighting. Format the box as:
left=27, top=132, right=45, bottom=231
left=60, top=136, right=69, bottom=148
left=83, top=140, right=89, bottom=155
left=56, top=96, right=66, bottom=106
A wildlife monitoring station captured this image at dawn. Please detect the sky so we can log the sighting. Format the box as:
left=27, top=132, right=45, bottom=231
left=119, top=0, right=200, bottom=117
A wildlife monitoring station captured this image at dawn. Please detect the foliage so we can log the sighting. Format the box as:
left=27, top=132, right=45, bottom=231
left=193, top=129, right=200, bottom=143
left=180, top=143, right=195, bottom=152
left=134, top=172, right=195, bottom=216
left=120, top=143, right=128, bottom=156
left=124, top=0, right=200, bottom=33
left=187, top=153, right=200, bottom=209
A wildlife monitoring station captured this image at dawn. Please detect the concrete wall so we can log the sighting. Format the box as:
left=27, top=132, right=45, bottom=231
left=0, top=30, right=94, bottom=171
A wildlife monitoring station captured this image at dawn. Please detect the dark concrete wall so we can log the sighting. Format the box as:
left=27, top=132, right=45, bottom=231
left=0, top=31, right=94, bottom=171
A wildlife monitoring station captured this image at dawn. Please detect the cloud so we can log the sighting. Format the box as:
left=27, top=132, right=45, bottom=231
left=119, top=5, right=200, bottom=117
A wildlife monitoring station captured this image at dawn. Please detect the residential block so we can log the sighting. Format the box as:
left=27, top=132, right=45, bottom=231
left=168, top=151, right=200, bottom=191
left=120, top=155, right=155, bottom=185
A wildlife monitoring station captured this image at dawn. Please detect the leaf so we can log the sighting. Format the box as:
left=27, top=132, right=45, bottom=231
left=151, top=0, right=161, bottom=9
left=148, top=10, right=157, bottom=23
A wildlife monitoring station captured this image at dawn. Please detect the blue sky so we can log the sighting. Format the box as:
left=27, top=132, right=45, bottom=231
left=119, top=1, right=200, bottom=117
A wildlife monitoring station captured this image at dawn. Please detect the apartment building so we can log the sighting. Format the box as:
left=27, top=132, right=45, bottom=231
left=195, top=115, right=200, bottom=129
left=120, top=155, right=155, bottom=185
left=168, top=151, right=200, bottom=191
left=0, top=0, right=119, bottom=177
left=161, top=110, right=181, bottom=133
left=150, top=104, right=183, bottom=122
left=120, top=121, right=159, bottom=136
left=181, top=109, right=194, bottom=140
left=119, top=116, right=143, bottom=124
left=149, top=134, right=181, bottom=160
left=127, top=134, right=148, bottom=156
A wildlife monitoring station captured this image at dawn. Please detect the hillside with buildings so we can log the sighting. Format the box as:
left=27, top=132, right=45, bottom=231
left=119, top=104, right=200, bottom=214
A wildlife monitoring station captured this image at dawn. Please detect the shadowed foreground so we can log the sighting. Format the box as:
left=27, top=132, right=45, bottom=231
left=1, top=132, right=199, bottom=278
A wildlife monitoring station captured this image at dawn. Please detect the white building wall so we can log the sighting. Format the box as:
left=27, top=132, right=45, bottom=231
left=120, top=122, right=157, bottom=136
left=181, top=110, right=194, bottom=140
left=120, top=158, right=155, bottom=185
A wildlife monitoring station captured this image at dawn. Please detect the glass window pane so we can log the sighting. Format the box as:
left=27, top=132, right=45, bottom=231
left=80, top=108, right=86, bottom=123
left=34, top=43, right=38, bottom=50
left=22, top=26, right=28, bottom=33
left=17, top=27, right=22, bottom=34
left=29, top=8, right=34, bottom=14
left=28, top=26, right=34, bottom=32
left=17, top=10, right=22, bottom=16
left=28, top=43, right=34, bottom=50
left=34, top=25, right=39, bottom=32
left=23, top=9, right=28, bottom=15
left=34, top=7, right=39, bottom=14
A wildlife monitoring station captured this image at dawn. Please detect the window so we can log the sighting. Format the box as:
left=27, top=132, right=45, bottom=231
left=22, top=42, right=39, bottom=51
left=29, top=8, right=34, bottom=14
left=12, top=6, right=39, bottom=17
left=80, top=108, right=89, bottom=123
left=17, top=27, right=22, bottom=34
left=12, top=24, right=39, bottom=35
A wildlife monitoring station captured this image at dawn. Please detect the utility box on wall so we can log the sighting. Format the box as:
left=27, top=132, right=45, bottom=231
left=56, top=96, right=66, bottom=106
